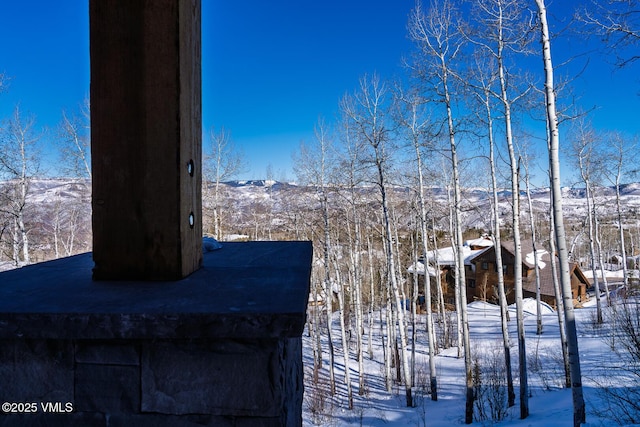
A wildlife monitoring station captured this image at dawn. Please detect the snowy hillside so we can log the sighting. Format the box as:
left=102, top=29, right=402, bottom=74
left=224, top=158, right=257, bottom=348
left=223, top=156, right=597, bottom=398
left=14, top=178, right=640, bottom=233
left=4, top=178, right=640, bottom=260
left=3, top=178, right=640, bottom=425
left=211, top=180, right=640, bottom=235
left=302, top=298, right=637, bottom=426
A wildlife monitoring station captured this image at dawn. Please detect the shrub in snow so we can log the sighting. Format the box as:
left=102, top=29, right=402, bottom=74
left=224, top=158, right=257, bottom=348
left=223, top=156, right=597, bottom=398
left=472, top=343, right=509, bottom=423
left=593, top=300, right=640, bottom=425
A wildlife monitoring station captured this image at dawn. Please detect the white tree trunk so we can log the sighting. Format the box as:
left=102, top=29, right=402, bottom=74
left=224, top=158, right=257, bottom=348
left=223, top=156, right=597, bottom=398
left=367, top=236, right=375, bottom=360
left=432, top=217, right=448, bottom=349
left=408, top=97, right=439, bottom=400
left=12, top=218, right=20, bottom=267
left=524, top=161, right=544, bottom=335
left=615, top=173, right=629, bottom=289
left=548, top=198, right=571, bottom=388
left=334, top=259, right=354, bottom=409
left=593, top=203, right=610, bottom=305
left=443, top=67, right=474, bottom=423
left=481, top=87, right=515, bottom=407
left=349, top=215, right=365, bottom=396
left=578, top=148, right=603, bottom=322
left=379, top=168, right=413, bottom=406
left=322, top=193, right=336, bottom=396
left=52, top=195, right=62, bottom=259
left=495, top=7, right=528, bottom=413
left=447, top=184, right=465, bottom=359
left=341, top=74, right=413, bottom=406
left=535, top=1, right=586, bottom=424
left=612, top=137, right=630, bottom=288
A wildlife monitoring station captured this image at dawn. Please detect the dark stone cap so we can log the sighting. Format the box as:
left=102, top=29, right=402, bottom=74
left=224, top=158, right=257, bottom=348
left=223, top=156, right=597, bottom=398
left=0, top=241, right=312, bottom=340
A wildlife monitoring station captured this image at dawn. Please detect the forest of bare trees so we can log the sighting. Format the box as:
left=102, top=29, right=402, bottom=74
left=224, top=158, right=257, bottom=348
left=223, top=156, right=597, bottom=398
left=1, top=1, right=639, bottom=425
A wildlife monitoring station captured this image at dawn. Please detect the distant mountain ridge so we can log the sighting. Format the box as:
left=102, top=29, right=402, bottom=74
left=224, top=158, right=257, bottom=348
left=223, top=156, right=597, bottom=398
left=1, top=177, right=639, bottom=272
left=13, top=177, right=640, bottom=202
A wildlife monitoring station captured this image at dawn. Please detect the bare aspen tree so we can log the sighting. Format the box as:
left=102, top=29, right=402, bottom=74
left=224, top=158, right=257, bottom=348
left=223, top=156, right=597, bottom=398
left=431, top=216, right=449, bottom=349
left=51, top=195, right=64, bottom=259
left=349, top=214, right=366, bottom=397
left=0, top=106, right=41, bottom=267
left=381, top=262, right=393, bottom=391
left=409, top=232, right=419, bottom=388
left=53, top=100, right=92, bottom=260
left=332, top=249, right=354, bottom=409
left=571, top=122, right=604, bottom=321
left=293, top=119, right=337, bottom=396
left=577, top=0, right=640, bottom=68
left=535, top=1, right=586, bottom=424
left=309, top=269, right=323, bottom=380
left=337, top=190, right=364, bottom=400
left=469, top=55, right=515, bottom=407
left=336, top=118, right=367, bottom=396
left=396, top=88, right=439, bottom=400
left=324, top=221, right=336, bottom=395
left=577, top=1, right=639, bottom=289
left=409, top=1, right=473, bottom=420
left=341, top=74, right=413, bottom=407
left=204, top=127, right=246, bottom=239
left=592, top=188, right=610, bottom=308
left=604, top=132, right=637, bottom=289
left=391, top=206, right=408, bottom=318
left=366, top=235, right=376, bottom=360
left=522, top=154, right=544, bottom=335
left=547, top=186, right=571, bottom=388
left=447, top=187, right=465, bottom=358
left=464, top=0, right=535, bottom=416
left=57, top=98, right=91, bottom=179
left=49, top=192, right=85, bottom=258
left=375, top=232, right=394, bottom=392
left=439, top=164, right=463, bottom=355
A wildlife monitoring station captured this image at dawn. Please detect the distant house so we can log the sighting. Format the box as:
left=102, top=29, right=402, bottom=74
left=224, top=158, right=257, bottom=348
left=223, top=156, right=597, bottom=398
left=409, top=235, right=494, bottom=310
left=468, top=240, right=589, bottom=308
left=410, top=235, right=589, bottom=310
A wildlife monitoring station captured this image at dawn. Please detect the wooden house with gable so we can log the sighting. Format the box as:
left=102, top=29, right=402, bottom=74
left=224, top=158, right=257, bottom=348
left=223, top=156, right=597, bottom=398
left=410, top=235, right=589, bottom=310
left=467, top=240, right=589, bottom=308
left=409, top=235, right=494, bottom=310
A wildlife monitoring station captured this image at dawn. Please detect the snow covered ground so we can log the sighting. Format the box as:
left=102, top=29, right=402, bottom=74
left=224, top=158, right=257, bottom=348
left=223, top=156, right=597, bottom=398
left=302, top=297, right=637, bottom=426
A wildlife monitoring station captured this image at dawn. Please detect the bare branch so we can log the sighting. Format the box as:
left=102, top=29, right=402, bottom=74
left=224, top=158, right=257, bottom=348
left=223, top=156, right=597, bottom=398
left=577, top=0, right=640, bottom=67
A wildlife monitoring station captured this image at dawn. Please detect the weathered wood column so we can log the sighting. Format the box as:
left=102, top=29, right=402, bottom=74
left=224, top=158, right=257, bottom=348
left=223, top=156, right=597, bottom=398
left=0, top=2, right=310, bottom=425
left=90, top=0, right=202, bottom=280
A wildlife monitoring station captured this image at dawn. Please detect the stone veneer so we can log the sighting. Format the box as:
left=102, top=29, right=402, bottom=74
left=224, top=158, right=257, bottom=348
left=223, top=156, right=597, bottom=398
left=0, top=241, right=311, bottom=427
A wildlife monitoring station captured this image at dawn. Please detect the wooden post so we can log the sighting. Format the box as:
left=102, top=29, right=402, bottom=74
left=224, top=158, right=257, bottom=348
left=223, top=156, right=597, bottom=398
left=90, top=0, right=202, bottom=280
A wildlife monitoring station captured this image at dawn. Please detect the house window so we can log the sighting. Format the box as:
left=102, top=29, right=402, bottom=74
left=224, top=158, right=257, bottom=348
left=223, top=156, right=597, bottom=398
left=481, top=261, right=488, bottom=270
left=469, top=279, right=476, bottom=288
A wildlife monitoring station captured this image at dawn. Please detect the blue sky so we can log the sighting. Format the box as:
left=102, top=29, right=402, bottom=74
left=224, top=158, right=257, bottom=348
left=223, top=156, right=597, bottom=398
left=204, top=0, right=415, bottom=180
left=0, top=1, right=638, bottom=181
left=0, top=0, right=414, bottom=180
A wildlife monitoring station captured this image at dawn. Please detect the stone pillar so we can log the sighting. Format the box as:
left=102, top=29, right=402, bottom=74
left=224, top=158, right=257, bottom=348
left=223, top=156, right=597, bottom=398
left=90, top=0, right=202, bottom=280
left=0, top=241, right=312, bottom=427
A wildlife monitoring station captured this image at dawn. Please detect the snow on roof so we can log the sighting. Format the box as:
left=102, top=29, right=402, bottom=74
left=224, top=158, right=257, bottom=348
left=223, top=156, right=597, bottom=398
left=465, top=235, right=494, bottom=248
left=525, top=249, right=548, bottom=269
left=417, top=239, right=554, bottom=276
left=426, top=246, right=457, bottom=266
left=407, top=260, right=439, bottom=277
left=424, top=244, right=490, bottom=268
